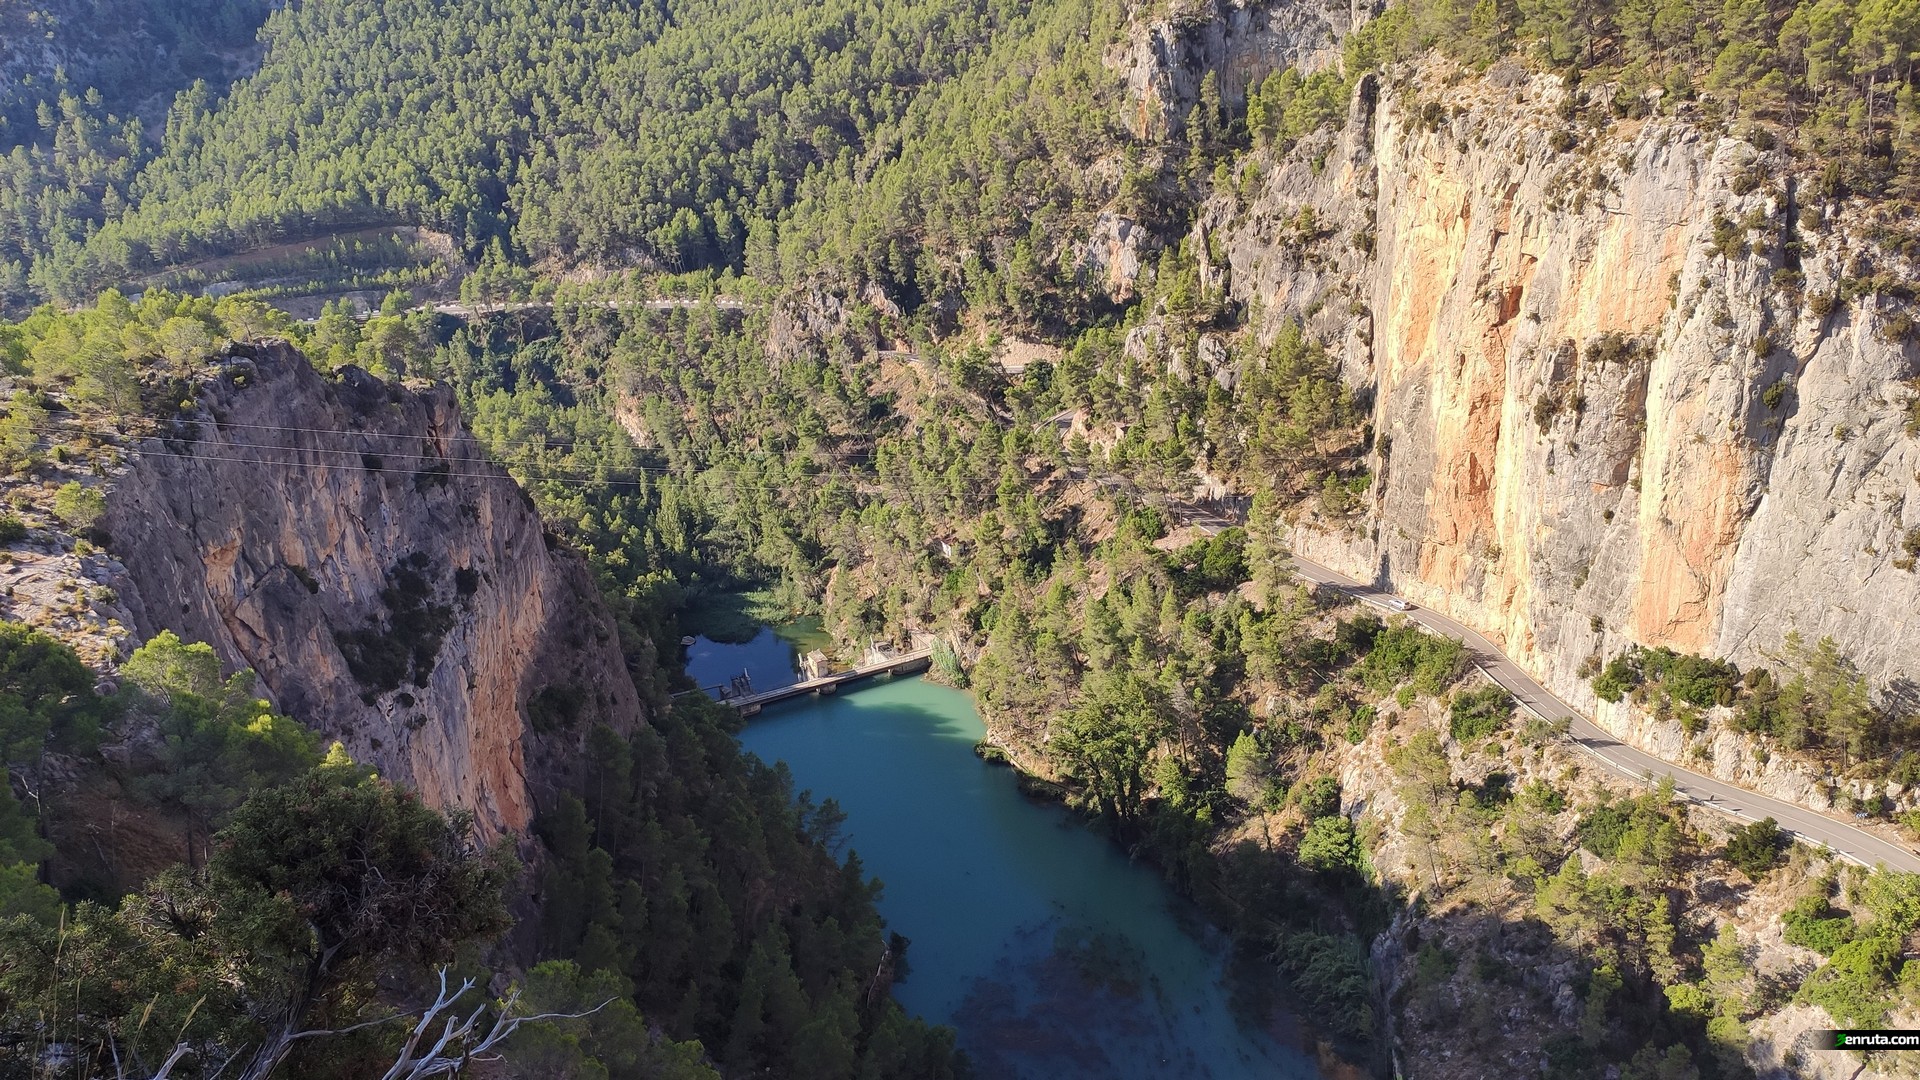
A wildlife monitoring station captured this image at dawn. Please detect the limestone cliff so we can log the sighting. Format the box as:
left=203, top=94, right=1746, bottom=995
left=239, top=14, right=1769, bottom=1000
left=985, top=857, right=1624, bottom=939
left=1114, top=0, right=1358, bottom=140
left=1145, top=8, right=1919, bottom=721
left=102, top=343, right=644, bottom=840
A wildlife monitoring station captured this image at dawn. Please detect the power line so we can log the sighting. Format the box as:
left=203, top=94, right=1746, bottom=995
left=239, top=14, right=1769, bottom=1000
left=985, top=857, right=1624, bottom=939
left=76, top=444, right=659, bottom=488
left=32, top=429, right=1080, bottom=499
left=23, top=423, right=858, bottom=474
left=79, top=444, right=1117, bottom=503
left=22, top=412, right=893, bottom=460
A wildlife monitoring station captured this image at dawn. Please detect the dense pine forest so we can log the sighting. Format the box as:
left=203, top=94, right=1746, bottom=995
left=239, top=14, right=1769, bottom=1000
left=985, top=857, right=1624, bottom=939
left=0, top=292, right=965, bottom=1078
left=2, top=0, right=1919, bottom=1075
left=2, top=0, right=1917, bottom=312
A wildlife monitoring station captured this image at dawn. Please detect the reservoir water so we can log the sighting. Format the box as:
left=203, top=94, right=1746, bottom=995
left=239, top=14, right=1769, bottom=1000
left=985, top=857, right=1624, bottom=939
left=688, top=632, right=1321, bottom=1080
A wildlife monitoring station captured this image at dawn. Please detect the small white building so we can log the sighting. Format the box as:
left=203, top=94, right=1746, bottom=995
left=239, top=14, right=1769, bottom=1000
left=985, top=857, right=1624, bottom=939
left=801, top=650, right=831, bottom=680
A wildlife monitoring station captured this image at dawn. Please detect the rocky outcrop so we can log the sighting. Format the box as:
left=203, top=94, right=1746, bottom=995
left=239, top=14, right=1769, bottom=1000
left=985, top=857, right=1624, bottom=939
left=102, top=344, right=644, bottom=840
left=1114, top=0, right=1364, bottom=140
left=1194, top=58, right=1920, bottom=720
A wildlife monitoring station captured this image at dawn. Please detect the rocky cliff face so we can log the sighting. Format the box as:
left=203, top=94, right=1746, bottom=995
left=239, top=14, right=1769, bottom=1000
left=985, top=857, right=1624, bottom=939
left=102, top=344, right=643, bottom=840
left=1159, top=14, right=1920, bottom=714
left=1114, top=0, right=1360, bottom=139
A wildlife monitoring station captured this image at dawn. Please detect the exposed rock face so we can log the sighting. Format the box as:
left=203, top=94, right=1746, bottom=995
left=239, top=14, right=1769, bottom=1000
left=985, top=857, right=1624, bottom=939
left=1079, top=212, right=1149, bottom=298
left=103, top=343, right=643, bottom=840
left=1115, top=0, right=1364, bottom=140
left=1190, top=55, right=1920, bottom=716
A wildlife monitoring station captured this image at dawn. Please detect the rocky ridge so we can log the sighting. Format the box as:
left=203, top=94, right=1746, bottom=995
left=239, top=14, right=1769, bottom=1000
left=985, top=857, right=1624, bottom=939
left=1258, top=67, right=1920, bottom=717
left=1116, top=0, right=1919, bottom=804
left=100, top=343, right=645, bottom=840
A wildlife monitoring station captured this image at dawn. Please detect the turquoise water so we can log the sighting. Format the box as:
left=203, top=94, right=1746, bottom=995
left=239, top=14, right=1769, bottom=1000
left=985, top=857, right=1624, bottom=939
left=683, top=627, right=803, bottom=698
left=710, top=636, right=1320, bottom=1079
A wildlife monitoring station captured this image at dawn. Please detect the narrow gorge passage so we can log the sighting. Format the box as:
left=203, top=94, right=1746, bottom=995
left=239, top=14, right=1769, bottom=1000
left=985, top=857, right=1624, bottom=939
left=698, top=630, right=1322, bottom=1080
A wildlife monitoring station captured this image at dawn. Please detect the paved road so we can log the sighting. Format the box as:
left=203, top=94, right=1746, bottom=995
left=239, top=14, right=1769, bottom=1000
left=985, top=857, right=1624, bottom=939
left=427, top=296, right=750, bottom=318
left=1287, top=555, right=1920, bottom=875
left=333, top=296, right=752, bottom=324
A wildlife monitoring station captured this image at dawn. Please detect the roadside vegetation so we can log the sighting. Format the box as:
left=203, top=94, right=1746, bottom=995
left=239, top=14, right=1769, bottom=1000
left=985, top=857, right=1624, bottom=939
left=1589, top=635, right=1920, bottom=809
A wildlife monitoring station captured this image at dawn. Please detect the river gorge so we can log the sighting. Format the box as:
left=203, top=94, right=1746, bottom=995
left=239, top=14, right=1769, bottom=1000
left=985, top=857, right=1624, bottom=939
left=687, top=629, right=1323, bottom=1080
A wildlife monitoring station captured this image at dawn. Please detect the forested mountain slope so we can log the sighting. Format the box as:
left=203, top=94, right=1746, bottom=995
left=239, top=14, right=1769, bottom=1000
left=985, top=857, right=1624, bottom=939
left=0, top=0, right=275, bottom=306
left=0, top=0, right=1917, bottom=1075
left=25, top=0, right=1110, bottom=305
left=0, top=295, right=962, bottom=1078
left=0, top=0, right=269, bottom=136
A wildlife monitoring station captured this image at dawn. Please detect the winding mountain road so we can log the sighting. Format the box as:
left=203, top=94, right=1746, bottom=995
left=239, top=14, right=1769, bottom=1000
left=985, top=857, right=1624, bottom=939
left=425, top=296, right=751, bottom=319
left=1287, top=555, right=1920, bottom=875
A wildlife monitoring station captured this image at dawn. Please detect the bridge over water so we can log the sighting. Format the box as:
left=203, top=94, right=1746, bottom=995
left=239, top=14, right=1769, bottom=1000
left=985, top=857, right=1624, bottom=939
left=692, top=639, right=937, bottom=715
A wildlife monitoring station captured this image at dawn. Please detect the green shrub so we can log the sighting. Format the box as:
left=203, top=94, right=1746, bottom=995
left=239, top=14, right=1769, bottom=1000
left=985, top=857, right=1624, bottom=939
left=1591, top=651, right=1641, bottom=702
left=1449, top=685, right=1514, bottom=743
left=1574, top=792, right=1679, bottom=864
left=1358, top=625, right=1466, bottom=696
left=1344, top=704, right=1376, bottom=745
left=1298, top=815, right=1361, bottom=873
left=1640, top=648, right=1740, bottom=707
left=1247, top=69, right=1357, bottom=151
left=1722, top=817, right=1785, bottom=877
left=51, top=483, right=105, bottom=531
left=1783, top=895, right=1856, bottom=955
left=288, top=564, right=320, bottom=594
left=1174, top=528, right=1247, bottom=596
left=1521, top=779, right=1567, bottom=814
left=1272, top=929, right=1374, bottom=1041
left=1591, top=645, right=1738, bottom=707
left=1663, top=981, right=1713, bottom=1019
left=527, top=684, right=587, bottom=733
left=1798, top=934, right=1900, bottom=1025
left=1413, top=941, right=1456, bottom=986
left=332, top=556, right=454, bottom=699
left=1293, top=775, right=1342, bottom=820
left=1579, top=803, right=1633, bottom=857
left=1224, top=729, right=1270, bottom=804
left=0, top=516, right=24, bottom=544
left=0, top=621, right=108, bottom=758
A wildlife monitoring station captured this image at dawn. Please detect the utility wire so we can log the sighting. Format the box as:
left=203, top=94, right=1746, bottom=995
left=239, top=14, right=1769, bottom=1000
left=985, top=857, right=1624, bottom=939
left=64, top=445, right=659, bottom=488
left=28, top=431, right=1097, bottom=499
left=22, top=425, right=859, bottom=472
left=64, top=444, right=1135, bottom=504
left=18, top=413, right=900, bottom=460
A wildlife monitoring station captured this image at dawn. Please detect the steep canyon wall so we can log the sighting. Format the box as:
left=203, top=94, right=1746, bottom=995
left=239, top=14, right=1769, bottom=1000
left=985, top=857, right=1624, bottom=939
left=102, top=344, right=644, bottom=840
left=1153, top=8, right=1920, bottom=712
